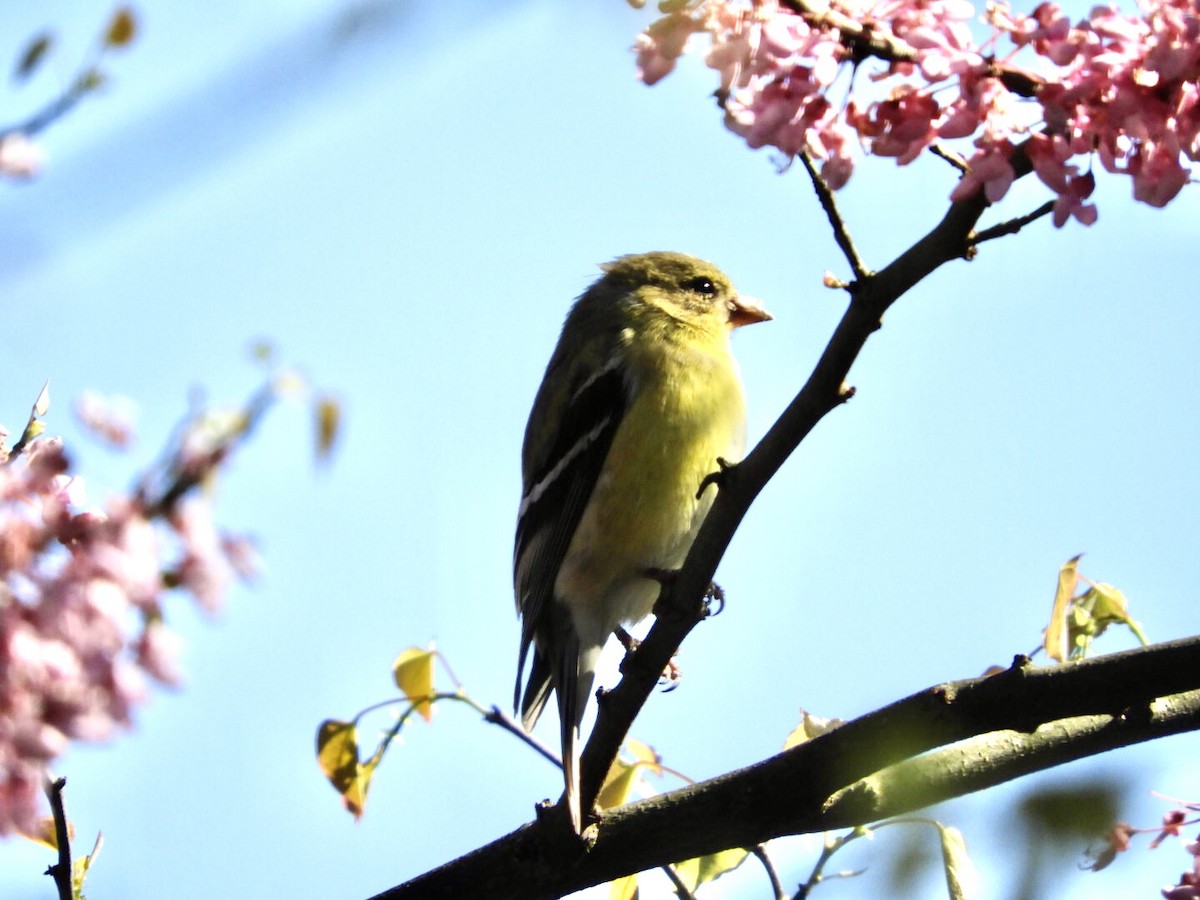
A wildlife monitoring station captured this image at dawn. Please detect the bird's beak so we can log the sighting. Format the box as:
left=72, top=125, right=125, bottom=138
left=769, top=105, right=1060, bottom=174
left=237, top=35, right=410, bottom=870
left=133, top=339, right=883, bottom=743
left=728, top=294, right=772, bottom=328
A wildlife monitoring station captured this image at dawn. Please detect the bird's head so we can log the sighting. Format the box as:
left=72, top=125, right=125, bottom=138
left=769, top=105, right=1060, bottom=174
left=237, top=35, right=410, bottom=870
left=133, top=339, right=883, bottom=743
left=596, top=252, right=772, bottom=337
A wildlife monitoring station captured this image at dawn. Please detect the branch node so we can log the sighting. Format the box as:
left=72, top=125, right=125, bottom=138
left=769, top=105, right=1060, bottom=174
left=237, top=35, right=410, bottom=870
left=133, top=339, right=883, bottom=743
left=696, top=457, right=735, bottom=500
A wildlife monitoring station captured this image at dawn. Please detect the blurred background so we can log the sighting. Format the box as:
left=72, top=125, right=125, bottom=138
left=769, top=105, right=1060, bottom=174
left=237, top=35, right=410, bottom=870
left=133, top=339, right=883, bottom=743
left=1, top=1, right=1198, bottom=897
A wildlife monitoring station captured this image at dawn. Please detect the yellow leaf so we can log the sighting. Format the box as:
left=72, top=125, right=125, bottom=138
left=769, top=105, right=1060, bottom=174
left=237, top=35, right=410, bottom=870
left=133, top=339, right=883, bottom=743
left=72, top=831, right=103, bottom=897
left=784, top=710, right=843, bottom=749
left=105, top=8, right=136, bottom=47
left=1043, top=554, right=1081, bottom=663
left=608, top=874, right=638, bottom=900
left=624, top=737, right=660, bottom=767
left=596, top=757, right=642, bottom=811
left=314, top=395, right=341, bottom=463
left=315, top=719, right=375, bottom=818
left=392, top=647, right=436, bottom=722
left=21, top=814, right=72, bottom=850
left=938, top=825, right=979, bottom=900
left=33, top=381, right=50, bottom=417
left=673, top=848, right=750, bottom=891
left=1088, top=583, right=1128, bottom=622
left=596, top=740, right=664, bottom=810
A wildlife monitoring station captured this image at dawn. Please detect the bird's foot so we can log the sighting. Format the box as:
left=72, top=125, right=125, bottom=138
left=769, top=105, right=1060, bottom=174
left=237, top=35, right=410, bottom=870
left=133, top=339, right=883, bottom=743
left=703, top=581, right=726, bottom=618
left=614, top=626, right=682, bottom=690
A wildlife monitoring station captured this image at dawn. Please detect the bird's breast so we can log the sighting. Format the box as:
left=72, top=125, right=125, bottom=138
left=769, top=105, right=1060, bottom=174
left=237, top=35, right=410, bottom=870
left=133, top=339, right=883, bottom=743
left=555, top=344, right=746, bottom=634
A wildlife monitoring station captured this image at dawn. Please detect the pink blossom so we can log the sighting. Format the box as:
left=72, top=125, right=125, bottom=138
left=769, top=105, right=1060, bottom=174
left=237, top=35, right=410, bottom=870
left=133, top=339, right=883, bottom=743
left=0, top=132, right=42, bottom=180
left=0, top=423, right=254, bottom=834
left=951, top=141, right=1017, bottom=202
left=632, top=0, right=1200, bottom=217
left=74, top=391, right=137, bottom=449
left=635, top=13, right=700, bottom=85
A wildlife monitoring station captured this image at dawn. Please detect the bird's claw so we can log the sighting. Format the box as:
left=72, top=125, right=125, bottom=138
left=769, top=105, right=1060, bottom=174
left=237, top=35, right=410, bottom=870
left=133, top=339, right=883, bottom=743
left=703, top=581, right=726, bottom=618
left=659, top=655, right=682, bottom=691
left=615, top=626, right=683, bottom=691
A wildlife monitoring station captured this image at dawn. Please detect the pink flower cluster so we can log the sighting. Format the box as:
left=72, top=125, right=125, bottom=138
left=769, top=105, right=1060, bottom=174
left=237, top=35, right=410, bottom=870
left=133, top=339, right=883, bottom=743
left=0, top=433, right=253, bottom=837
left=634, top=0, right=1200, bottom=223
left=1088, top=801, right=1200, bottom=897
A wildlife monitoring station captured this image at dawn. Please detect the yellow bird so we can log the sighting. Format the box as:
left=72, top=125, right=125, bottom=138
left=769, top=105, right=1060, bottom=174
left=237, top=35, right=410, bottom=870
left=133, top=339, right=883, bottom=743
left=514, top=251, right=770, bottom=832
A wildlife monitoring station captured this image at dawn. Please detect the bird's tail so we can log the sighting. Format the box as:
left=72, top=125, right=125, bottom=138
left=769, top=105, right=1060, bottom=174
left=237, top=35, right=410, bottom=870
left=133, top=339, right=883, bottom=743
left=557, top=637, right=600, bottom=833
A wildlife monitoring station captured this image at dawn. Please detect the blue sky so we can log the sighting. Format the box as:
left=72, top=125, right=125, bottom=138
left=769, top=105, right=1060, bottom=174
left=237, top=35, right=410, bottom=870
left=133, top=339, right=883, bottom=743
left=2, top=1, right=1199, bottom=898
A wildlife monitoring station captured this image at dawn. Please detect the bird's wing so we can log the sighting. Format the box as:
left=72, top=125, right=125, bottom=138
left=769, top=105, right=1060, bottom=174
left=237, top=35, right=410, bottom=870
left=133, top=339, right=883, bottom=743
left=513, top=354, right=627, bottom=726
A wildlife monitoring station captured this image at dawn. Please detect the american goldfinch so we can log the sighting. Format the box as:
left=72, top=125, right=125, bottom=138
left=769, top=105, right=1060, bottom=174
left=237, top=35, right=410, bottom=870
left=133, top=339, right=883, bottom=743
left=513, top=251, right=770, bottom=832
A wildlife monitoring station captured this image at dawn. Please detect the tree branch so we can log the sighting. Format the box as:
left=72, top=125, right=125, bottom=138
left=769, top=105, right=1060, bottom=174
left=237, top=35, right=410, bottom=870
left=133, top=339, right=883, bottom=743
left=372, top=636, right=1200, bottom=899
left=575, top=136, right=1036, bottom=837
left=373, top=115, right=1053, bottom=900
left=42, top=776, right=72, bottom=900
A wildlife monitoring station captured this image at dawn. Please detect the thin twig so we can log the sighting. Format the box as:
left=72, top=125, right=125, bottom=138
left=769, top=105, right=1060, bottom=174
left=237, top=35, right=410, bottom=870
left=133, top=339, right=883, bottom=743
left=661, top=864, right=696, bottom=899
left=42, top=776, right=72, bottom=900
left=972, top=200, right=1056, bottom=244
left=482, top=704, right=563, bottom=769
left=751, top=844, right=789, bottom=900
left=929, top=143, right=969, bottom=173
left=779, top=0, right=1043, bottom=97
left=1, top=77, right=88, bottom=139
left=798, top=149, right=870, bottom=282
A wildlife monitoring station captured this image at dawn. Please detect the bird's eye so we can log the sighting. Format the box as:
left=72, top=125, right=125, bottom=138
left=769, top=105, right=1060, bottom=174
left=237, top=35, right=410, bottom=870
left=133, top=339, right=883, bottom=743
left=682, top=276, right=717, bottom=296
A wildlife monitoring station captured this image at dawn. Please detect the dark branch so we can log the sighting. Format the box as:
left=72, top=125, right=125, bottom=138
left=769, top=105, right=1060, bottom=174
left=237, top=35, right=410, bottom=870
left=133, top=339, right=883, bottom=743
left=42, top=776, right=72, bottom=900
left=799, top=149, right=870, bottom=282
left=751, top=844, right=788, bottom=900
left=575, top=136, right=1036, bottom=833
left=973, top=200, right=1056, bottom=244
left=372, top=636, right=1200, bottom=899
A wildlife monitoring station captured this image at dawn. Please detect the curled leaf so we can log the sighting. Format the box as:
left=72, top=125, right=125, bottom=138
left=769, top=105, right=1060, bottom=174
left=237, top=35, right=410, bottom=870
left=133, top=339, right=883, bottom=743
left=1043, top=554, right=1081, bottom=663
left=316, top=719, right=375, bottom=818
left=33, top=381, right=50, bottom=417
left=784, top=710, right=844, bottom=749
left=937, top=825, right=979, bottom=900
left=392, top=646, right=436, bottom=721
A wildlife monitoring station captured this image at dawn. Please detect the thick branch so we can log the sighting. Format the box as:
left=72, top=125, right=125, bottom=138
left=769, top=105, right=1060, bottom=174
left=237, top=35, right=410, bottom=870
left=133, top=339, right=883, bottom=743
left=374, top=636, right=1200, bottom=899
